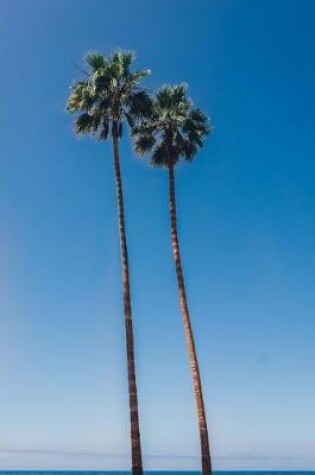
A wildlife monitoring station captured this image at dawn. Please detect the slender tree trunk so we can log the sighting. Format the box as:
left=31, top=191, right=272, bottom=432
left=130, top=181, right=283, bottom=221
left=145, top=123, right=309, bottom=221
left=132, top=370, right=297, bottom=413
left=112, top=131, right=143, bottom=475
left=169, top=165, right=212, bottom=475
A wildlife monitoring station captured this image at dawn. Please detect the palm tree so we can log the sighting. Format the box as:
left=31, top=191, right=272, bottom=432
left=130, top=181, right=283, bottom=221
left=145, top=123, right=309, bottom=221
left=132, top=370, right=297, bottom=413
left=132, top=84, right=213, bottom=475
left=67, top=50, right=151, bottom=475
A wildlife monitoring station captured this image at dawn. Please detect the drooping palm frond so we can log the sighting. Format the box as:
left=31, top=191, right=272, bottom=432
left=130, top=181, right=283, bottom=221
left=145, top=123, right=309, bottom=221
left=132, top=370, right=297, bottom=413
left=66, top=49, right=151, bottom=141
left=67, top=81, right=94, bottom=112
left=132, top=84, right=211, bottom=168
left=134, top=134, right=156, bottom=156
left=151, top=141, right=169, bottom=167
left=127, top=90, right=153, bottom=122
left=74, top=112, right=100, bottom=135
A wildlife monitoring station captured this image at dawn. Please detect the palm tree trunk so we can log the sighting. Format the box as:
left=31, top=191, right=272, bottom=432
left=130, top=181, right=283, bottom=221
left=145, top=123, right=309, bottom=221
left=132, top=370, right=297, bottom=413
left=112, top=130, right=143, bottom=475
left=169, top=165, right=212, bottom=475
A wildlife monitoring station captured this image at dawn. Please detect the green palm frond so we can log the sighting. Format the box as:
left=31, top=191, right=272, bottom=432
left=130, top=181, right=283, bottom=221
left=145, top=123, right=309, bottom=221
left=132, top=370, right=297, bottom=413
left=75, top=112, right=98, bottom=135
left=67, top=81, right=94, bottom=112
left=127, top=90, right=153, bottom=120
left=134, top=134, right=156, bottom=156
left=182, top=140, right=198, bottom=160
left=131, top=122, right=156, bottom=136
left=130, top=69, right=151, bottom=83
left=172, top=83, right=189, bottom=106
left=156, top=86, right=172, bottom=109
left=121, top=50, right=135, bottom=70
left=151, top=143, right=168, bottom=167
left=113, top=49, right=135, bottom=76
left=85, top=52, right=107, bottom=71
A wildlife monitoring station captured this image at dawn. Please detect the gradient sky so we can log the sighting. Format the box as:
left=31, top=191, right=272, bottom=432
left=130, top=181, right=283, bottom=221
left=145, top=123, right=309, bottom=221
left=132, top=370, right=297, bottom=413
left=0, top=0, right=315, bottom=471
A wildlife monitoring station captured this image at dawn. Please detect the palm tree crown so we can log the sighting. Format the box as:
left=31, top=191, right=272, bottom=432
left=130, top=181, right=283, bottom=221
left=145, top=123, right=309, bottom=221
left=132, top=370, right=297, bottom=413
left=132, top=83, right=211, bottom=167
left=67, top=49, right=152, bottom=139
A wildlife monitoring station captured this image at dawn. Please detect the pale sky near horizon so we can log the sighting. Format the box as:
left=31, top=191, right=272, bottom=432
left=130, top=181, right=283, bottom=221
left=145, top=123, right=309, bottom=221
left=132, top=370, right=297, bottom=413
left=0, top=0, right=315, bottom=471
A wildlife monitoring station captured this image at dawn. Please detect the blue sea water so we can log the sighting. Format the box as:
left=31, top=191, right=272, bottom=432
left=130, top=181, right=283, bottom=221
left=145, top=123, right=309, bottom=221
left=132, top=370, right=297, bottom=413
left=0, top=472, right=314, bottom=475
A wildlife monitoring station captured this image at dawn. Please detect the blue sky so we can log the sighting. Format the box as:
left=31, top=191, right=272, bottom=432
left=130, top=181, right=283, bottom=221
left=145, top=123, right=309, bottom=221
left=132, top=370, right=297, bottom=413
left=0, top=0, right=315, bottom=470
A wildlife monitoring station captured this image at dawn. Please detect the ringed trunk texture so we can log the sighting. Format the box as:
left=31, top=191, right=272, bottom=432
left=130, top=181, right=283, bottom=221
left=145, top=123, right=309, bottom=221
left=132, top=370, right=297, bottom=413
left=169, top=165, right=212, bottom=475
left=112, top=132, right=143, bottom=475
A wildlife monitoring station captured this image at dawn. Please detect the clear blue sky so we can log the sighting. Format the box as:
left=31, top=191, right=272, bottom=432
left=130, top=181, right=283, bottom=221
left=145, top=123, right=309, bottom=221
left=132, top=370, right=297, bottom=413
left=0, top=0, right=314, bottom=470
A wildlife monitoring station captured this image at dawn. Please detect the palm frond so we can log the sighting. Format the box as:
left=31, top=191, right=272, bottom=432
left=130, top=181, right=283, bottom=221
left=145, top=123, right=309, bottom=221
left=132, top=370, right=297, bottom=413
left=151, top=143, right=168, bottom=167
left=172, top=83, right=189, bottom=105
left=128, top=90, right=153, bottom=119
left=182, top=140, right=198, bottom=160
left=131, top=122, right=157, bottom=137
left=67, top=81, right=94, bottom=112
left=156, top=86, right=173, bottom=109
left=75, top=112, right=98, bottom=135
left=130, top=69, right=151, bottom=84
left=119, top=50, right=136, bottom=76
left=85, top=52, right=107, bottom=71
left=134, top=134, right=156, bottom=156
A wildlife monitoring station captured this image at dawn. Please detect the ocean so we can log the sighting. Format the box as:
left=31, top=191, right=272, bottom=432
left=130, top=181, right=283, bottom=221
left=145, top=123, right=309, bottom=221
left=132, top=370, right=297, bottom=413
left=0, top=472, right=314, bottom=475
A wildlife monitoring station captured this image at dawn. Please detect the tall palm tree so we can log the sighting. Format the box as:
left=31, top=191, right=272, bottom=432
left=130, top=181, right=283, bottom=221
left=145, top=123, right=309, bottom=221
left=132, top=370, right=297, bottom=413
left=132, top=84, right=213, bottom=475
left=67, top=50, right=151, bottom=475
